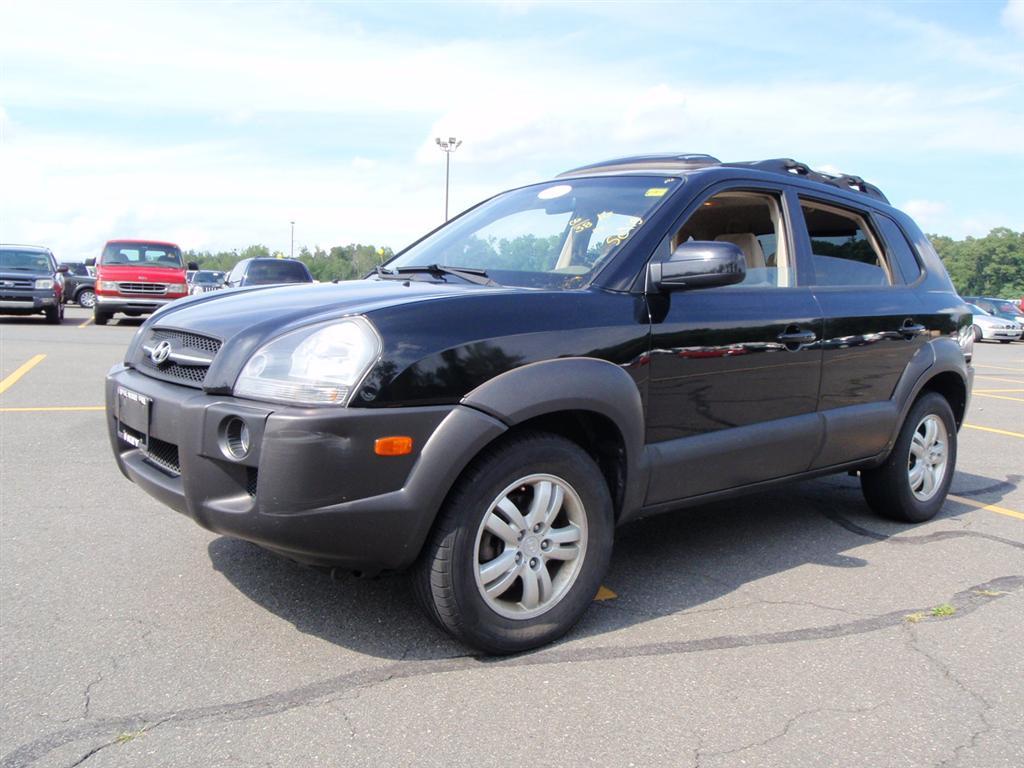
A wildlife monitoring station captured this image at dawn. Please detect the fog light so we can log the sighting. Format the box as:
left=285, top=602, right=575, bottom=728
left=223, top=418, right=251, bottom=460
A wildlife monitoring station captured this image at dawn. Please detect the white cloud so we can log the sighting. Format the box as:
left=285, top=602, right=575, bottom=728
left=1003, top=0, right=1024, bottom=37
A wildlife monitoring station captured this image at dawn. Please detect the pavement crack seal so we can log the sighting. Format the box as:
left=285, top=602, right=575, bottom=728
left=3, top=575, right=1021, bottom=768
left=820, top=509, right=1024, bottom=551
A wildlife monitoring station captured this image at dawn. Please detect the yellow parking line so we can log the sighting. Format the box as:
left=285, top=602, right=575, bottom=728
left=974, top=388, right=1024, bottom=393
left=0, top=354, right=47, bottom=395
left=594, top=586, right=618, bottom=601
left=948, top=494, right=1024, bottom=521
left=78, top=317, right=94, bottom=328
left=975, top=375, right=1024, bottom=384
left=973, top=364, right=1024, bottom=373
left=0, top=405, right=104, bottom=412
left=964, top=424, right=1024, bottom=439
left=973, top=392, right=1024, bottom=403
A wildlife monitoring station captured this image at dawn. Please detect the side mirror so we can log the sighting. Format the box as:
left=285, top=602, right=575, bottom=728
left=56, top=264, right=70, bottom=274
left=84, top=258, right=96, bottom=267
left=648, top=241, right=746, bottom=291
left=187, top=261, right=200, bottom=271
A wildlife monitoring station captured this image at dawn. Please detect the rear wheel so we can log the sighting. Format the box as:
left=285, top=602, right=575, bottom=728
left=861, top=392, right=956, bottom=523
left=93, top=310, right=111, bottom=326
left=412, top=432, right=613, bottom=654
left=1000, top=340, right=1011, bottom=344
left=77, top=288, right=96, bottom=308
left=971, top=324, right=982, bottom=342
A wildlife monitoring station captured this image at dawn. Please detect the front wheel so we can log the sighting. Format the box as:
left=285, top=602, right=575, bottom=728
left=77, top=288, right=96, bottom=308
left=45, top=304, right=63, bottom=324
left=93, top=310, right=111, bottom=326
left=971, top=324, right=982, bottom=342
left=412, top=432, right=613, bottom=654
left=861, top=392, right=957, bottom=523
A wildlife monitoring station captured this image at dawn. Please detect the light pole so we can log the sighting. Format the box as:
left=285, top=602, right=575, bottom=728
left=435, top=136, right=462, bottom=221
left=290, top=221, right=295, bottom=258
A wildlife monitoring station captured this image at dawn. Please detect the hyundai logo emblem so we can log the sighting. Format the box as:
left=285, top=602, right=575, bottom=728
left=150, top=340, right=173, bottom=365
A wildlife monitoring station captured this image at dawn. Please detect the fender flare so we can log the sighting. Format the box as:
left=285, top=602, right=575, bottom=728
left=883, top=338, right=970, bottom=455
left=460, top=357, right=648, bottom=518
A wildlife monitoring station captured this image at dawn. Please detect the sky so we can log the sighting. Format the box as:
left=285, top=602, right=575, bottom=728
left=1, top=0, right=1022, bottom=262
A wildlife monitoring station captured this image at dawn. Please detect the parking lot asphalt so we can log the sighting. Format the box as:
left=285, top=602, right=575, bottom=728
left=2, top=307, right=1022, bottom=768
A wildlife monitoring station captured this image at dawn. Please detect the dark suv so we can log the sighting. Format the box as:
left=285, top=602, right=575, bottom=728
left=61, top=263, right=97, bottom=308
left=224, top=258, right=313, bottom=287
left=0, top=244, right=66, bottom=323
left=105, top=155, right=974, bottom=653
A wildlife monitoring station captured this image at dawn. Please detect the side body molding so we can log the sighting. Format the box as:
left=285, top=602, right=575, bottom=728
left=461, top=357, right=649, bottom=521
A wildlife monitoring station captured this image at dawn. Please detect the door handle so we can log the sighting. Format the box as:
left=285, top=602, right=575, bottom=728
left=900, top=321, right=926, bottom=338
left=777, top=329, right=817, bottom=345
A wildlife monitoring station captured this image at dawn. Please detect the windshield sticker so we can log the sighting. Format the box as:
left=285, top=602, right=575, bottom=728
left=645, top=187, right=669, bottom=197
left=538, top=184, right=573, bottom=200
left=604, top=217, right=643, bottom=246
left=569, top=217, right=594, bottom=233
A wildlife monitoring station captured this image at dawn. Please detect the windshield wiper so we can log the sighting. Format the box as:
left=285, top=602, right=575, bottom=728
left=377, top=264, right=498, bottom=286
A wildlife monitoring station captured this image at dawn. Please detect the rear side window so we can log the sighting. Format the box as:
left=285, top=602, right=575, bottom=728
left=245, top=260, right=311, bottom=284
left=874, top=216, right=922, bottom=284
left=799, top=200, right=891, bottom=287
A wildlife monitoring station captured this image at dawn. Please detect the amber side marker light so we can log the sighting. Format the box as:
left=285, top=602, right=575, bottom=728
left=374, top=436, right=414, bottom=456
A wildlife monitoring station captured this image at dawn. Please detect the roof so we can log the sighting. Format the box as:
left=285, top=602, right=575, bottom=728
left=0, top=244, right=51, bottom=252
left=104, top=239, right=180, bottom=248
left=558, top=154, right=888, bottom=203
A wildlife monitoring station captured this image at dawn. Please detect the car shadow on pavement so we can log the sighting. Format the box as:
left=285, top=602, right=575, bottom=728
left=207, top=468, right=1019, bottom=661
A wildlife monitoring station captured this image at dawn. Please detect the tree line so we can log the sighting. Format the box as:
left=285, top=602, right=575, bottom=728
left=929, top=228, right=1023, bottom=299
left=185, top=227, right=1023, bottom=299
left=184, top=243, right=394, bottom=283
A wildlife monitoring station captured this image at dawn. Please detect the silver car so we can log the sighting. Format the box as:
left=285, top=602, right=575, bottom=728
left=968, top=303, right=1023, bottom=343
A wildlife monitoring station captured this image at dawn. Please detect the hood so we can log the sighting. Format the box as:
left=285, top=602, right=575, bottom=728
left=0, top=269, right=52, bottom=281
left=97, top=264, right=186, bottom=280
left=126, top=278, right=517, bottom=391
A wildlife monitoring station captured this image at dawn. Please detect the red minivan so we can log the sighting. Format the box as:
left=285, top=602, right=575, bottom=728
left=90, top=240, right=189, bottom=325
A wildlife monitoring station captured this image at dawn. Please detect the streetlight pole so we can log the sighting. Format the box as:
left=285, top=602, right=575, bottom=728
left=435, top=136, right=462, bottom=221
left=290, top=221, right=295, bottom=258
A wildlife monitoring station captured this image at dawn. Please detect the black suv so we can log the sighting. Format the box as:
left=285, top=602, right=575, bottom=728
left=224, top=257, right=313, bottom=287
left=1, top=244, right=66, bottom=323
left=60, top=263, right=97, bottom=308
left=106, top=155, right=974, bottom=653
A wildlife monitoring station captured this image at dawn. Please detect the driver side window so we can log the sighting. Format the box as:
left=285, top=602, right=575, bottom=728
left=669, top=190, right=793, bottom=288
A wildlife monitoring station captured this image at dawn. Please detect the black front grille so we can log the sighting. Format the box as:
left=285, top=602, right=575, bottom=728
left=136, top=328, right=222, bottom=388
left=144, top=437, right=180, bottom=475
left=1, top=278, right=33, bottom=289
left=150, top=328, right=222, bottom=354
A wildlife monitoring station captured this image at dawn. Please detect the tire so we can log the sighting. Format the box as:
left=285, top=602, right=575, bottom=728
left=999, top=340, right=1011, bottom=344
left=77, top=288, right=96, bottom=308
left=412, top=431, right=614, bottom=654
left=861, top=392, right=957, bottom=523
left=93, top=310, right=111, bottom=326
left=971, top=324, right=982, bottom=343
left=45, top=304, right=63, bottom=324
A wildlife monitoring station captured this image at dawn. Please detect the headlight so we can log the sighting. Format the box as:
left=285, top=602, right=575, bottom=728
left=99, top=280, right=118, bottom=291
left=234, top=317, right=381, bottom=406
left=35, top=278, right=54, bottom=290
left=167, top=283, right=187, bottom=293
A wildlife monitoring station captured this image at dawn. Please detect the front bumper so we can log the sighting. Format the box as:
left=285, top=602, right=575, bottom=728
left=985, top=328, right=1022, bottom=341
left=0, top=290, right=58, bottom=314
left=96, top=295, right=182, bottom=314
left=106, top=365, right=506, bottom=570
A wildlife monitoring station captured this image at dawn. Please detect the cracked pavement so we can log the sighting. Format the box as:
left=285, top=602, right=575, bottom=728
left=2, top=309, right=1023, bottom=767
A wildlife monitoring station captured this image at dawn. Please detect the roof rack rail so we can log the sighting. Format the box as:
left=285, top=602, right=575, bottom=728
left=722, top=158, right=889, bottom=203
left=557, top=153, right=722, bottom=178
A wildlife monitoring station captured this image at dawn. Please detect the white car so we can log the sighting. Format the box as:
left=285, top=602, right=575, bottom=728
left=968, top=303, right=1023, bottom=343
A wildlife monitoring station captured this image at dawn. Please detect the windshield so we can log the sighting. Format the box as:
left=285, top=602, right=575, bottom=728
left=196, top=271, right=222, bottom=284
left=1, top=249, right=52, bottom=272
left=101, top=243, right=183, bottom=268
left=968, top=304, right=989, bottom=316
left=387, top=176, right=679, bottom=288
left=993, top=300, right=1020, bottom=314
